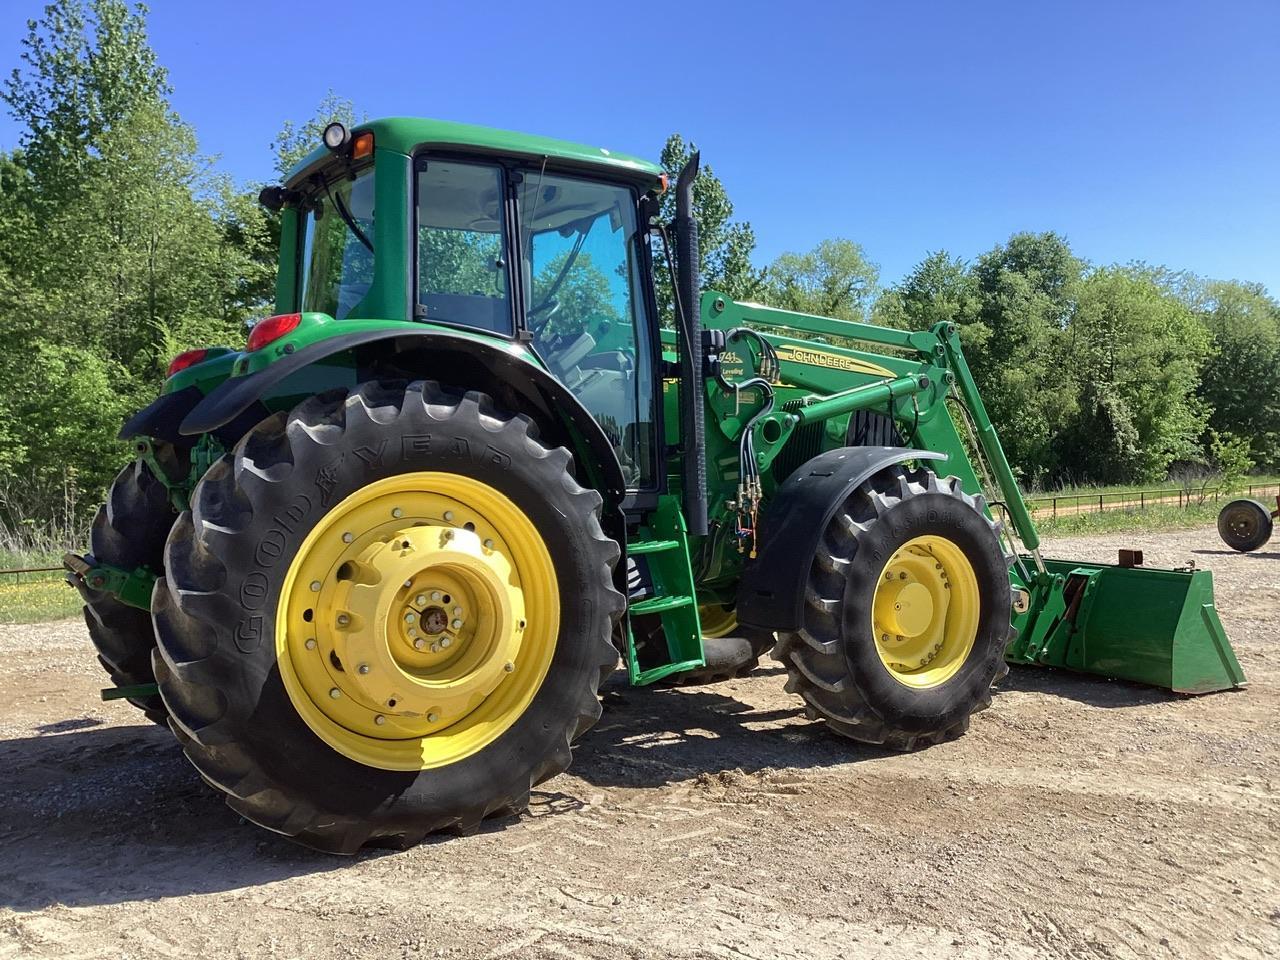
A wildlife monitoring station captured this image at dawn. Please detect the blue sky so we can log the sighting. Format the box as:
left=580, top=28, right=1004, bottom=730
left=2, top=0, right=1276, bottom=295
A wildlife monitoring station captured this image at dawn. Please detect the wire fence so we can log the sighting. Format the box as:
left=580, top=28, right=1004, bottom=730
left=1026, top=483, right=1280, bottom=519
left=0, top=564, right=64, bottom=583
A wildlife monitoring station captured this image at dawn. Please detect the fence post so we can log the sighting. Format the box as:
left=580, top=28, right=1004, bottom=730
left=1098, top=494, right=1103, bottom=514
left=1140, top=492, right=1145, bottom=510
left=1053, top=497, right=1057, bottom=519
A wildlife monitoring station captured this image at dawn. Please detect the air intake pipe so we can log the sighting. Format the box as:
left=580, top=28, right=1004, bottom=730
left=674, top=154, right=707, bottom=537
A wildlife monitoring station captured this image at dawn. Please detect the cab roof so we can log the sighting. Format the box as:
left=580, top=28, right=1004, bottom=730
left=285, top=116, right=664, bottom=186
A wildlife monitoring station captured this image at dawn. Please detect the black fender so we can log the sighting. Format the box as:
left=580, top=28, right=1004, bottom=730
left=736, top=446, right=946, bottom=633
left=174, top=328, right=627, bottom=507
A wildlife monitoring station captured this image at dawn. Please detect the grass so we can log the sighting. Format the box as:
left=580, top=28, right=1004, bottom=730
left=1034, top=502, right=1221, bottom=538
left=0, top=547, right=82, bottom=624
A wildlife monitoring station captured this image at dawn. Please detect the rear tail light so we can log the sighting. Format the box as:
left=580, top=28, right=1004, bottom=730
left=167, top=349, right=209, bottom=378
left=246, top=313, right=302, bottom=352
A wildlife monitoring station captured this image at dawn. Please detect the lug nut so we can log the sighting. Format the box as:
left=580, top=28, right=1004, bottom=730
left=305, top=638, right=317, bottom=650
left=408, top=627, right=418, bottom=638
left=336, top=613, right=350, bottom=627
left=342, top=532, right=354, bottom=543
left=431, top=591, right=442, bottom=601
left=452, top=606, right=462, bottom=616
left=310, top=580, right=322, bottom=592
left=404, top=612, right=416, bottom=624
left=357, top=663, right=370, bottom=675
left=483, top=539, right=494, bottom=550
left=427, top=712, right=439, bottom=723
left=415, top=594, right=427, bottom=606
left=329, top=688, right=341, bottom=699
left=392, top=507, right=403, bottom=518
left=444, top=511, right=454, bottom=522
left=504, top=661, right=515, bottom=673
left=440, top=637, right=453, bottom=649
left=451, top=619, right=463, bottom=630
left=414, top=638, right=427, bottom=650
left=430, top=642, right=440, bottom=653
left=374, top=715, right=386, bottom=725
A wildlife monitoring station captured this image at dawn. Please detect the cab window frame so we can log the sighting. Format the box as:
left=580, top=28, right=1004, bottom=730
left=411, top=151, right=521, bottom=338
left=295, top=158, right=376, bottom=319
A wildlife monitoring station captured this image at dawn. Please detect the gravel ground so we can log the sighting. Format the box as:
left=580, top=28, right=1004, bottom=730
left=0, top=525, right=1277, bottom=959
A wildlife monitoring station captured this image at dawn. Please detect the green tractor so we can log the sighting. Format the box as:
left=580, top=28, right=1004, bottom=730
left=66, top=118, right=1245, bottom=854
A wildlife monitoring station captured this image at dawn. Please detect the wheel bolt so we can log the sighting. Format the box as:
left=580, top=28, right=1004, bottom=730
left=329, top=688, right=341, bottom=699
left=392, top=507, right=404, bottom=518
left=430, top=642, right=440, bottom=653
left=431, top=591, right=442, bottom=601
left=374, top=715, right=386, bottom=725
left=415, top=594, right=427, bottom=606
left=444, top=511, right=454, bottom=522
left=310, top=580, right=321, bottom=592
left=451, top=619, right=462, bottom=630
left=404, top=612, right=416, bottom=624
left=483, top=539, right=494, bottom=550
left=504, top=661, right=515, bottom=673
left=336, top=613, right=350, bottom=627
left=452, top=606, right=462, bottom=616
left=440, top=637, right=453, bottom=649
left=899, top=572, right=908, bottom=580
left=427, top=712, right=439, bottom=723
left=357, top=663, right=370, bottom=675
left=414, top=638, right=427, bottom=650
left=305, top=638, right=317, bottom=650
left=342, top=532, right=354, bottom=543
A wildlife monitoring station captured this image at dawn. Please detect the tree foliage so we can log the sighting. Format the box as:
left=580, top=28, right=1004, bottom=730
left=0, top=0, right=1276, bottom=527
left=764, top=239, right=879, bottom=321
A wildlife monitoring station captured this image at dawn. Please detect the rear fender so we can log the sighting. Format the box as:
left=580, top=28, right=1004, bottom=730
left=736, top=446, right=946, bottom=632
left=171, top=328, right=626, bottom=516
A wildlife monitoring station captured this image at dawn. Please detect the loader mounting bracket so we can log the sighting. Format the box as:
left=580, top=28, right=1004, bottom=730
left=63, top=553, right=156, bottom=612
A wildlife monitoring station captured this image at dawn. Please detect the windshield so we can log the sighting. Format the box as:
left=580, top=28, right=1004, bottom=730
left=298, top=164, right=375, bottom=320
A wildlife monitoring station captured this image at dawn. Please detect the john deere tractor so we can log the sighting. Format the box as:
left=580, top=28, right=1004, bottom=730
left=66, top=117, right=1245, bottom=854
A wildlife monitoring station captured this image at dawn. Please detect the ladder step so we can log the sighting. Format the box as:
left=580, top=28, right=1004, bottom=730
left=628, top=539, right=681, bottom=556
left=630, top=594, right=694, bottom=615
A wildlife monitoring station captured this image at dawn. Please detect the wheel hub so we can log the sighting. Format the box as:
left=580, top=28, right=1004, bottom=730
left=871, top=535, right=980, bottom=688
left=277, top=473, right=558, bottom=771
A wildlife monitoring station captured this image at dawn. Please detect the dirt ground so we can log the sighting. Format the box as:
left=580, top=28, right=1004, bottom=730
left=1, top=525, right=1276, bottom=960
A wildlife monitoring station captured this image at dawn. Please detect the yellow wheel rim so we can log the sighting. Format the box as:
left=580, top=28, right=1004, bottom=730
left=275, top=472, right=558, bottom=771
left=871, top=534, right=979, bottom=689
left=699, top=603, right=738, bottom=639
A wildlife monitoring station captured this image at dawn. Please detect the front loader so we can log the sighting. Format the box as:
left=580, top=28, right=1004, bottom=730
left=66, top=117, right=1244, bottom=854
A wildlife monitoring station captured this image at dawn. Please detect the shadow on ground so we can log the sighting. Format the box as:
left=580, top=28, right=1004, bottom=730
left=572, top=668, right=889, bottom=790
left=1192, top=548, right=1280, bottom=560
left=0, top=670, right=882, bottom=911
left=0, top=721, right=351, bottom=911
left=996, top=663, right=1180, bottom=708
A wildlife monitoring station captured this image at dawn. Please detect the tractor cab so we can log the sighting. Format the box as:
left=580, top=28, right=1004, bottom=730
left=268, top=119, right=667, bottom=494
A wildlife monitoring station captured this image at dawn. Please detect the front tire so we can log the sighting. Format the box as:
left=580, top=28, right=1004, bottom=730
left=152, top=381, right=622, bottom=853
left=774, top=465, right=1012, bottom=750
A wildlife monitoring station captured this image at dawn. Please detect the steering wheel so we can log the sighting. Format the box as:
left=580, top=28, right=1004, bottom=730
left=528, top=298, right=561, bottom=337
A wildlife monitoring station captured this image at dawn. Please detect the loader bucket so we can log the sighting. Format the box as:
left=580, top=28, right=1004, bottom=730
left=1008, top=558, right=1245, bottom=694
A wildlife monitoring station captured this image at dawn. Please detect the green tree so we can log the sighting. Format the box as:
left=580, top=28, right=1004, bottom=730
left=1055, top=266, right=1209, bottom=484
left=764, top=238, right=879, bottom=321
left=963, top=232, right=1084, bottom=484
left=0, top=0, right=267, bottom=521
left=1193, top=280, right=1280, bottom=470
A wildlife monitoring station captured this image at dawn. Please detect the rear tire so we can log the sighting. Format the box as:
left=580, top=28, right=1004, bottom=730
left=152, top=381, right=622, bottom=853
left=774, top=465, right=1012, bottom=750
left=1217, top=499, right=1273, bottom=552
left=76, top=445, right=185, bottom=724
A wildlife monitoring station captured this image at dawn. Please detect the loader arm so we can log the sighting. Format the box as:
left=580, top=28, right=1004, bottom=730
left=688, top=292, right=1244, bottom=694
